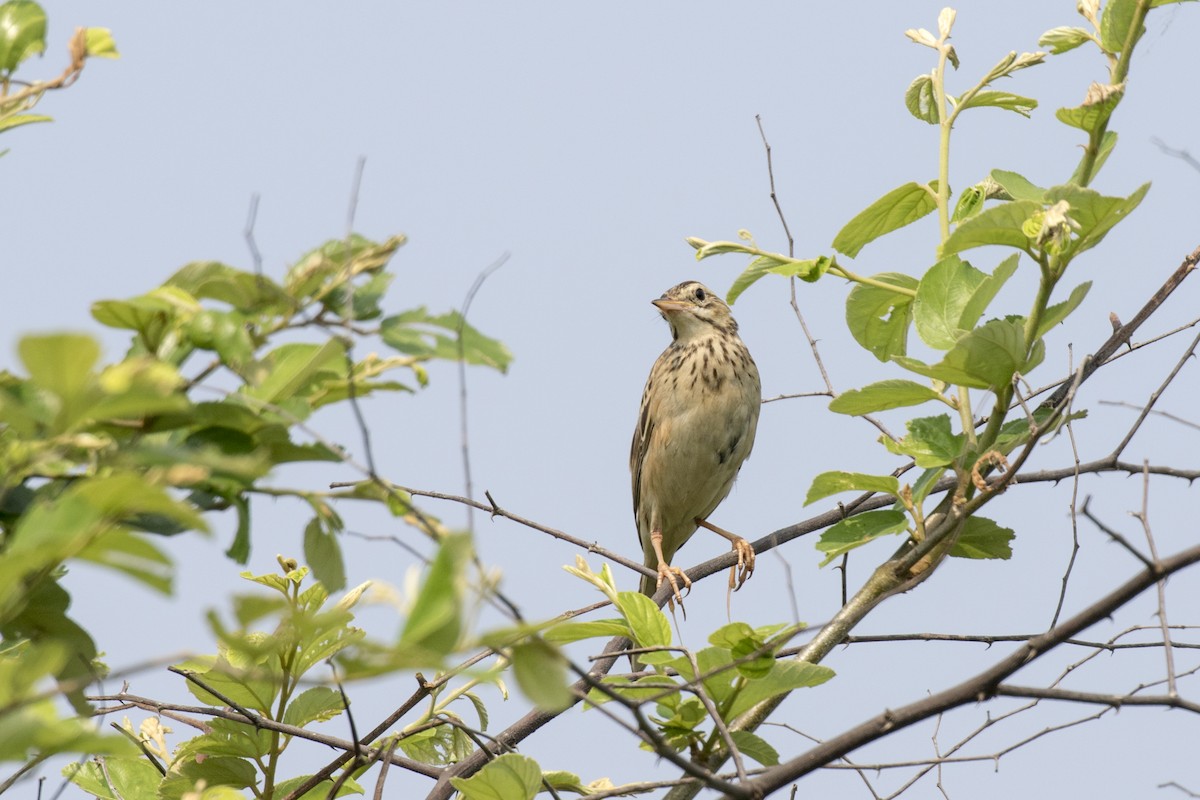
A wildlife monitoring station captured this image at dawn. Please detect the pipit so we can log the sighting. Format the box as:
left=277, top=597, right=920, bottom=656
left=630, top=280, right=761, bottom=605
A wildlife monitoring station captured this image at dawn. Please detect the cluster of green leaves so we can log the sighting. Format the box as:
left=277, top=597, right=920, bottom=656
left=0, top=0, right=117, bottom=141
left=688, top=0, right=1173, bottom=568
left=2, top=229, right=508, bottom=780
left=61, top=562, right=369, bottom=799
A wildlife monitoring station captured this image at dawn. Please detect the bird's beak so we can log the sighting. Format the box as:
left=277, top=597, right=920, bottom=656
left=652, top=298, right=688, bottom=313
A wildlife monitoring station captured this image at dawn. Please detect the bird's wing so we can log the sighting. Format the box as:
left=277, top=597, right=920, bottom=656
left=630, top=374, right=654, bottom=519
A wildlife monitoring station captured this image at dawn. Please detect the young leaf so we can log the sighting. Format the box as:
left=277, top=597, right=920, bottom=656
left=957, top=90, right=1037, bottom=117
left=881, top=415, right=964, bottom=469
left=1100, top=0, right=1144, bottom=53
left=829, top=379, right=947, bottom=415
left=845, top=272, right=918, bottom=361
left=1056, top=82, right=1124, bottom=133
left=1039, top=25, right=1093, bottom=55
left=950, top=516, right=1015, bottom=559
left=913, top=255, right=989, bottom=350
left=833, top=182, right=938, bottom=258
left=990, top=170, right=1047, bottom=202
left=905, top=74, right=939, bottom=124
left=805, top=471, right=900, bottom=506
left=942, top=200, right=1040, bottom=256
left=83, top=27, right=119, bottom=58
left=727, top=254, right=831, bottom=304
left=816, top=510, right=908, bottom=565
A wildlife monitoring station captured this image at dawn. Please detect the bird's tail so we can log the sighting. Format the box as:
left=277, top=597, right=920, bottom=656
left=639, top=571, right=656, bottom=598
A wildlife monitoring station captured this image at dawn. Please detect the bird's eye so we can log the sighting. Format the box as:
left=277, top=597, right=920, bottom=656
left=694, top=287, right=706, bottom=301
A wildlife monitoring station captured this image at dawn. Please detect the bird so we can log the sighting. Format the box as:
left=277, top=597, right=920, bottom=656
left=630, top=280, right=761, bottom=605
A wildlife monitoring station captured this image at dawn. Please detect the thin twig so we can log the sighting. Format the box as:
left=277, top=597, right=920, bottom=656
left=457, top=252, right=510, bottom=535
left=1134, top=461, right=1177, bottom=696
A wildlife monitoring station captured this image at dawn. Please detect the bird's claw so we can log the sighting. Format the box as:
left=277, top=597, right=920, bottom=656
left=729, top=538, right=756, bottom=591
left=657, top=564, right=692, bottom=608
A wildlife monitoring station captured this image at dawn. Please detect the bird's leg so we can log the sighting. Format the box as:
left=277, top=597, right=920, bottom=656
left=694, top=518, right=756, bottom=590
left=650, top=530, right=691, bottom=606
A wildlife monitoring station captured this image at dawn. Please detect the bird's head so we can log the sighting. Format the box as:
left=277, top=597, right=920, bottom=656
left=652, top=280, right=738, bottom=341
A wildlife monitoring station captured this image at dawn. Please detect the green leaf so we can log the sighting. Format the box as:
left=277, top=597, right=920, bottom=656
left=510, top=638, right=572, bottom=712
left=726, top=660, right=835, bottom=719
left=399, top=533, right=471, bottom=659
left=0, top=0, right=46, bottom=73
left=283, top=686, right=346, bottom=727
left=1037, top=281, right=1091, bottom=338
left=845, top=272, right=918, bottom=361
left=880, top=414, right=964, bottom=469
left=303, top=518, right=346, bottom=592
left=1039, top=25, right=1093, bottom=54
left=829, top=379, right=946, bottom=415
left=1100, top=0, right=1144, bottom=52
left=156, top=755, right=258, bottom=798
left=1056, top=83, right=1124, bottom=133
left=63, top=757, right=160, bottom=799
left=245, top=339, right=346, bottom=405
left=958, top=254, right=1019, bottom=330
left=904, top=74, right=939, bottom=124
left=225, top=494, right=251, bottom=563
left=615, top=591, right=671, bottom=651
left=942, top=200, right=1039, bottom=256
left=272, top=775, right=364, bottom=800
left=957, top=90, right=1037, bottom=117
left=914, top=256, right=989, bottom=349
left=450, top=753, right=543, bottom=800
left=805, top=471, right=900, bottom=506
left=816, top=510, right=908, bottom=565
left=950, top=516, right=1014, bottom=559
left=167, top=261, right=293, bottom=314
left=19, top=333, right=99, bottom=407
left=990, top=170, right=1047, bottom=202
left=76, top=528, right=173, bottom=595
left=909, top=466, right=946, bottom=507
left=726, top=254, right=831, bottom=304
left=833, top=182, right=938, bottom=258
left=894, top=318, right=1030, bottom=391
left=543, top=618, right=629, bottom=645
left=380, top=307, right=513, bottom=373
left=707, top=622, right=776, bottom=679
left=83, top=27, right=119, bottom=58
left=730, top=730, right=780, bottom=767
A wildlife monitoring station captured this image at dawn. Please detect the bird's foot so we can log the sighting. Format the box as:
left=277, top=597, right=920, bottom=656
left=657, top=563, right=692, bottom=608
left=694, top=518, right=756, bottom=591
left=728, top=536, right=756, bottom=591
